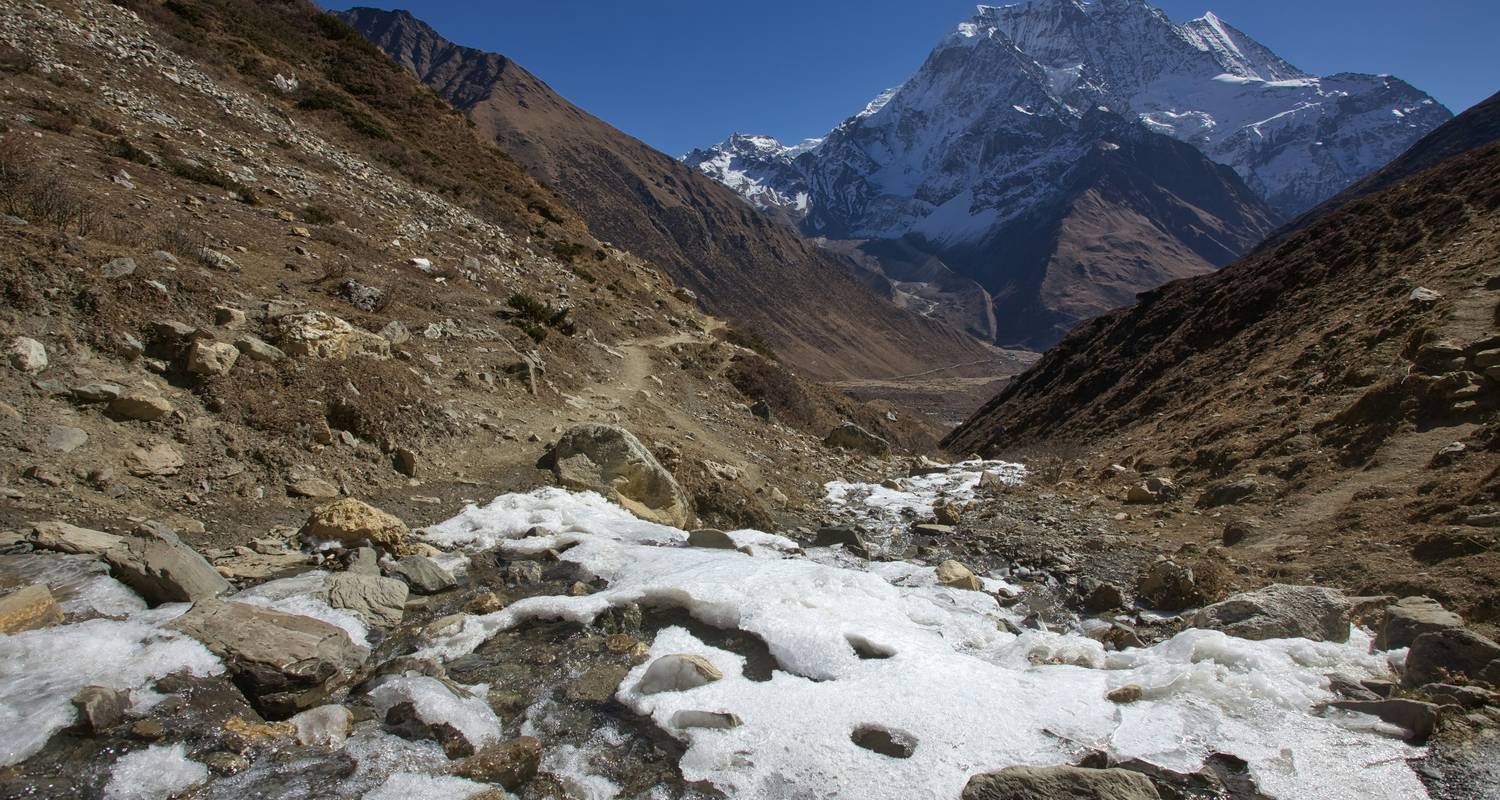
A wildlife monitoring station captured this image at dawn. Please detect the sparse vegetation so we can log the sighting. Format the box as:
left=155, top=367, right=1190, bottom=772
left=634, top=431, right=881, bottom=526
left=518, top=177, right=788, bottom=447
left=302, top=202, right=338, bottom=225
left=0, top=137, right=99, bottom=234
left=720, top=324, right=777, bottom=361
left=108, top=136, right=153, bottom=165
left=165, top=157, right=259, bottom=205
left=502, top=292, right=575, bottom=342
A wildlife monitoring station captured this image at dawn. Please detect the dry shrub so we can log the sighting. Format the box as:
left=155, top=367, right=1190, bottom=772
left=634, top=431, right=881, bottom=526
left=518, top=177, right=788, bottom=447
left=0, top=137, right=97, bottom=234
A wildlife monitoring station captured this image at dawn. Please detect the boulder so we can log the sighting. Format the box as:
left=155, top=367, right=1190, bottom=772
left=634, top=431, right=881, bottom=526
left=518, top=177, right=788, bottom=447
left=637, top=654, right=722, bottom=695
left=104, top=523, right=231, bottom=605
left=71, top=686, right=129, bottom=733
left=322, top=573, right=408, bottom=627
left=1135, top=560, right=1204, bottom=611
left=936, top=560, right=983, bottom=591
left=449, top=737, right=542, bottom=790
left=300, top=498, right=409, bottom=552
left=45, top=425, right=88, bottom=453
left=71, top=382, right=124, bottom=403
left=539, top=425, right=691, bottom=528
left=234, top=335, right=286, bottom=363
left=1404, top=628, right=1500, bottom=687
left=386, top=555, right=456, bottom=595
left=812, top=525, right=870, bottom=557
left=185, top=340, right=239, bottom=377
left=961, top=766, right=1162, bottom=800
left=823, top=422, right=890, bottom=458
left=1081, top=582, right=1128, bottom=613
left=127, top=443, right=185, bottom=477
left=1376, top=596, right=1464, bottom=650
left=7, top=337, right=47, bottom=373
left=213, top=306, right=247, bottom=328
left=107, top=388, right=174, bottom=421
left=29, top=520, right=125, bottom=555
left=0, top=584, right=65, bottom=634
left=392, top=447, right=419, bottom=478
left=686, top=529, right=738, bottom=550
left=1126, top=477, right=1178, bottom=505
left=1329, top=698, right=1442, bottom=742
left=1193, top=584, right=1350, bottom=643
left=168, top=599, right=369, bottom=719
left=1196, top=477, right=1261, bottom=508
left=275, top=311, right=391, bottom=360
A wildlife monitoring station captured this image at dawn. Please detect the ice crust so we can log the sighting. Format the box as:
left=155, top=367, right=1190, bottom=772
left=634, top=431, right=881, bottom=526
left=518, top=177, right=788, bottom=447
left=0, top=607, right=222, bottom=766
left=363, top=772, right=502, bottom=799
left=102, top=744, right=208, bottom=800
left=368, top=675, right=503, bottom=752
left=416, top=462, right=1430, bottom=799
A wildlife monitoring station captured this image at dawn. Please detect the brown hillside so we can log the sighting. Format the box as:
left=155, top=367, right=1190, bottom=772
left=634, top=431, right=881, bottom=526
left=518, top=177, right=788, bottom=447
left=946, top=117, right=1500, bottom=629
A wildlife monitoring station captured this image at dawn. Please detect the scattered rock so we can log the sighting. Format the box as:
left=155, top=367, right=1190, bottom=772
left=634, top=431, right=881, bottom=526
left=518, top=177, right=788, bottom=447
left=1135, top=559, right=1203, bottom=611
left=812, top=525, right=869, bottom=557
left=70, top=686, right=129, bottom=733
left=322, top=573, right=409, bottom=627
left=127, top=443, right=185, bottom=477
left=104, top=523, right=232, bottom=605
left=961, top=766, right=1161, bottom=800
left=185, top=340, right=240, bottom=377
left=71, top=382, right=124, bottom=403
left=378, top=320, right=410, bottom=345
left=465, top=592, right=509, bottom=614
left=1081, top=582, right=1127, bottom=613
left=1193, top=584, right=1350, bottom=643
left=8, top=337, right=48, bottom=374
left=1196, top=477, right=1261, bottom=508
left=850, top=724, right=917, bottom=758
left=686, top=529, right=737, bottom=549
left=275, top=311, right=391, bottom=360
left=0, top=584, right=65, bottom=634
left=933, top=502, right=963, bottom=525
left=1377, top=596, right=1464, bottom=650
left=101, top=257, right=137, bottom=279
left=449, top=737, right=542, bottom=790
left=671, top=710, right=743, bottom=730
left=45, top=425, right=88, bottom=453
left=300, top=498, right=409, bottom=552
left=287, top=477, right=340, bottom=498
left=1126, top=476, right=1178, bottom=504
left=234, top=335, right=286, bottom=362
left=1220, top=518, right=1260, bottom=547
left=1431, top=441, right=1467, bottom=467
left=823, top=422, right=890, bottom=458
left=213, top=306, right=247, bottom=328
left=392, top=447, right=419, bottom=478
left=1409, top=286, right=1443, bottom=305
left=1404, top=628, right=1500, bottom=687
left=637, top=654, right=722, bottom=694
left=168, top=599, right=370, bottom=719
left=540, top=424, right=691, bottom=528
left=1107, top=685, right=1145, bottom=704
left=291, top=704, right=354, bottom=747
left=107, top=388, right=174, bottom=421
left=936, top=560, right=983, bottom=591
left=387, top=555, right=456, bottom=594
left=201, top=751, right=250, bottom=777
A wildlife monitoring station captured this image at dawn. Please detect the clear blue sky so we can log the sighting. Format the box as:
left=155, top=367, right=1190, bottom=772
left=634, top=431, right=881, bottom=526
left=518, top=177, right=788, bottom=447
left=326, top=1, right=1499, bottom=157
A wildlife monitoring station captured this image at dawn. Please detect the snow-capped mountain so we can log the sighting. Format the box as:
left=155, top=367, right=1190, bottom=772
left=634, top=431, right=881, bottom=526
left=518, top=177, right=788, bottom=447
left=685, top=0, right=1451, bottom=347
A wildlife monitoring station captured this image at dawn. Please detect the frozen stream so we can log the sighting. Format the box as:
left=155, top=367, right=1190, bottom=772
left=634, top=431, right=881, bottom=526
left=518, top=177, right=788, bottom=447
left=0, top=460, right=1432, bottom=799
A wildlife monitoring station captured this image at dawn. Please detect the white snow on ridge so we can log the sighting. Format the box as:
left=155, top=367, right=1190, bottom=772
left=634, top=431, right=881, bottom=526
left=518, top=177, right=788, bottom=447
left=416, top=463, right=1430, bottom=800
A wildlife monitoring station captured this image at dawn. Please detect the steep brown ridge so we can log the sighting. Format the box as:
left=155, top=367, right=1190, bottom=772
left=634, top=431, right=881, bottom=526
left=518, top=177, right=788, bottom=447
left=945, top=105, right=1500, bottom=627
left=337, top=7, right=1009, bottom=382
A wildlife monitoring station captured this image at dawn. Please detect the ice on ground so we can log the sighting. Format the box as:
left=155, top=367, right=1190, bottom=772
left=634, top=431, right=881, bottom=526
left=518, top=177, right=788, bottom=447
left=823, top=458, right=1025, bottom=537
left=363, top=772, right=502, bottom=800
left=367, top=675, right=502, bottom=751
left=417, top=470, right=1429, bottom=800
left=542, top=742, right=622, bottom=800
left=102, top=744, right=208, bottom=800
left=0, top=609, right=222, bottom=766
left=232, top=570, right=370, bottom=648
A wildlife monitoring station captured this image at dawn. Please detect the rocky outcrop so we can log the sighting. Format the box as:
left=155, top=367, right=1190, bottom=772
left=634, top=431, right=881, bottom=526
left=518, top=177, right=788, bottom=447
left=961, top=765, right=1161, bottom=800
left=168, top=599, right=370, bottom=719
left=1193, top=584, right=1349, bottom=642
left=540, top=425, right=691, bottom=528
left=0, top=584, right=65, bottom=634
left=29, top=521, right=125, bottom=555
left=1403, top=628, right=1500, bottom=687
left=274, top=311, right=391, bottom=360
left=1377, top=596, right=1464, bottom=650
left=322, top=573, right=408, bottom=627
left=104, top=523, right=231, bottom=605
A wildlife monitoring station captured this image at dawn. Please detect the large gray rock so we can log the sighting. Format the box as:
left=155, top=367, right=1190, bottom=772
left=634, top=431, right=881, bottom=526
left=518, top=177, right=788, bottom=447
left=386, top=556, right=456, bottom=595
left=1192, top=584, right=1349, bottom=643
left=823, top=422, right=890, bottom=458
left=539, top=425, right=691, bottom=528
left=167, top=599, right=369, bottom=719
left=8, top=337, right=47, bottom=373
left=1329, top=698, right=1443, bottom=743
left=322, top=573, right=408, bottom=627
left=300, top=498, right=409, bottom=552
left=29, top=520, right=125, bottom=555
left=1376, top=596, right=1464, bottom=651
left=275, top=311, right=390, bottom=360
left=1404, top=628, right=1500, bottom=687
left=104, top=523, right=230, bottom=605
left=107, top=388, right=173, bottom=421
left=962, top=766, right=1161, bottom=800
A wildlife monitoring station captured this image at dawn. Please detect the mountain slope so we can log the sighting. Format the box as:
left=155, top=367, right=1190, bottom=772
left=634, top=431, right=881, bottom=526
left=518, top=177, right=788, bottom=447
left=337, top=7, right=1007, bottom=382
left=944, top=108, right=1500, bottom=624
left=688, top=1, right=1448, bottom=349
